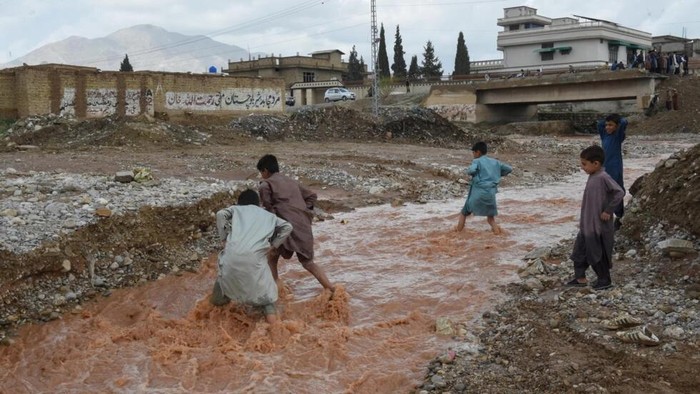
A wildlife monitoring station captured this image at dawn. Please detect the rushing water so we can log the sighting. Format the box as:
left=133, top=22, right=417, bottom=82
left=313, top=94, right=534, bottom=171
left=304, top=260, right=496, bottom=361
left=0, top=157, right=659, bottom=393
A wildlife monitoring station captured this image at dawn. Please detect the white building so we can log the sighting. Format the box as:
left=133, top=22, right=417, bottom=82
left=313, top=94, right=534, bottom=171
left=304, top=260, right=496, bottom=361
left=495, top=6, right=652, bottom=72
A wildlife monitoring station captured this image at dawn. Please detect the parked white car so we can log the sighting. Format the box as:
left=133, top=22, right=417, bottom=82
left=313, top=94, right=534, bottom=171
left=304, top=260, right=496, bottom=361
left=324, top=87, right=356, bottom=102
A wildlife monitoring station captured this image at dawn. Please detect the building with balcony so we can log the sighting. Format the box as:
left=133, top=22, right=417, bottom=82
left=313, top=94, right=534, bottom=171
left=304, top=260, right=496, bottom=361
left=224, top=49, right=363, bottom=105
left=496, top=6, right=652, bottom=72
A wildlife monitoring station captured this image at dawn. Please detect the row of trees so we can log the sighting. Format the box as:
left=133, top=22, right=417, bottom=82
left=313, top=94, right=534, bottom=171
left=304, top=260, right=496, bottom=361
left=345, top=24, right=470, bottom=82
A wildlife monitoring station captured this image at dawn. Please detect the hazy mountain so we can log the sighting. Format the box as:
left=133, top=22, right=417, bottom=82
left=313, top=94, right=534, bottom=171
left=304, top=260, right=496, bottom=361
left=0, top=25, right=255, bottom=73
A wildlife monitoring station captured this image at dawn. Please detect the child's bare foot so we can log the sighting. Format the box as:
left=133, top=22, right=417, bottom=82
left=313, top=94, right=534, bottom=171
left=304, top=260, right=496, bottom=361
left=491, top=224, right=503, bottom=235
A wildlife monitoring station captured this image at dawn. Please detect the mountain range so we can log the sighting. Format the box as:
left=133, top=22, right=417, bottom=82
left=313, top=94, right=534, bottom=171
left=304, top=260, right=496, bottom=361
left=0, top=24, right=256, bottom=73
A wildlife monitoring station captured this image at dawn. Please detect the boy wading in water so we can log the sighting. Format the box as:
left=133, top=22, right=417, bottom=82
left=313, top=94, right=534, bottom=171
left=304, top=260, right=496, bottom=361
left=257, top=154, right=335, bottom=292
left=566, top=146, right=624, bottom=291
left=210, top=189, right=292, bottom=324
left=456, top=142, right=512, bottom=234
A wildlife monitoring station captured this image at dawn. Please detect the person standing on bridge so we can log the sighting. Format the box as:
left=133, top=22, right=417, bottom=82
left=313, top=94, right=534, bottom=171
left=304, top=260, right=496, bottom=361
left=456, top=141, right=512, bottom=234
left=598, top=113, right=627, bottom=230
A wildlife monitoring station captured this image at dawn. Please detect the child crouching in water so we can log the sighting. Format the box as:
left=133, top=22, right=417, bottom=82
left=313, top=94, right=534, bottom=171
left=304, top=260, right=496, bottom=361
left=566, top=146, right=624, bottom=291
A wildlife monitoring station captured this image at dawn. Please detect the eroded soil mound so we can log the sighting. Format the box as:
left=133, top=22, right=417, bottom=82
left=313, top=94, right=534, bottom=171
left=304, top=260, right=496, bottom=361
left=0, top=191, right=236, bottom=327
left=626, top=143, right=700, bottom=237
left=2, top=115, right=229, bottom=151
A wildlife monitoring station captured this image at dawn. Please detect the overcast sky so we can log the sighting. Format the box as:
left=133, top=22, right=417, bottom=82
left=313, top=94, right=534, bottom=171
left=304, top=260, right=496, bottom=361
left=1, top=0, right=699, bottom=72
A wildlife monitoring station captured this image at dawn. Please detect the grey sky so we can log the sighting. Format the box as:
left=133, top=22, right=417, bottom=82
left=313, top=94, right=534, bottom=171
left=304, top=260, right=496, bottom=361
left=1, top=0, right=698, bottom=72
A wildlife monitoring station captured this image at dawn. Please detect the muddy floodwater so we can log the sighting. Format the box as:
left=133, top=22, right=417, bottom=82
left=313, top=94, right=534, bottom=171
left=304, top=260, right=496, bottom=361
left=0, top=157, right=656, bottom=393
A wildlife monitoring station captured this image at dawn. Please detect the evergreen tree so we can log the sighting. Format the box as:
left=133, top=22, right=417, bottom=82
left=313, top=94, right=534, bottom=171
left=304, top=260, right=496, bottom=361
left=453, top=31, right=470, bottom=76
left=421, top=40, right=443, bottom=79
left=377, top=24, right=391, bottom=79
left=391, top=25, right=407, bottom=79
left=408, top=55, right=420, bottom=80
left=346, top=45, right=364, bottom=82
left=119, top=54, right=134, bottom=72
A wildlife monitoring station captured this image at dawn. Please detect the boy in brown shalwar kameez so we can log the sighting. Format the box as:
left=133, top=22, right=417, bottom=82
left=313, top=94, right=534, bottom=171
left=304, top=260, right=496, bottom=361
left=566, top=146, right=624, bottom=291
left=256, top=154, right=335, bottom=291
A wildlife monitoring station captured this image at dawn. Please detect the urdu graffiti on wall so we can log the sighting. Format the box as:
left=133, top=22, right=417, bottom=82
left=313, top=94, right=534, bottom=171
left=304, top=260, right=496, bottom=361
left=59, top=88, right=75, bottom=116
left=165, top=88, right=282, bottom=111
left=86, top=88, right=117, bottom=117
left=125, top=89, right=155, bottom=116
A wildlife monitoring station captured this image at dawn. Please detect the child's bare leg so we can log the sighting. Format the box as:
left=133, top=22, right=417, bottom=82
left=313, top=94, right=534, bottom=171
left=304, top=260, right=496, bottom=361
left=263, top=304, right=278, bottom=324
left=267, top=249, right=281, bottom=281
left=301, top=260, right=335, bottom=291
left=487, top=216, right=502, bottom=234
left=456, top=213, right=468, bottom=232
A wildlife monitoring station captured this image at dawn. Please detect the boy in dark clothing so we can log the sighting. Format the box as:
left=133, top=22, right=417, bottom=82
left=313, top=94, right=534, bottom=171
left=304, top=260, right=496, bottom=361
left=598, top=113, right=627, bottom=229
left=256, top=154, right=335, bottom=292
left=566, top=146, right=625, bottom=291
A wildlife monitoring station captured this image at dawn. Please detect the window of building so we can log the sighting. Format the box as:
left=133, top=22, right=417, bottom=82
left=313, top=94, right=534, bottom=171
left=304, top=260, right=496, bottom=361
left=303, top=72, right=315, bottom=82
left=541, top=52, right=554, bottom=61
left=509, top=25, right=520, bottom=31
left=608, top=46, right=619, bottom=63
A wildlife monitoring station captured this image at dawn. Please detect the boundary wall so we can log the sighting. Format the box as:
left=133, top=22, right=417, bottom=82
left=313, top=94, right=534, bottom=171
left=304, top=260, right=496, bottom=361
left=0, top=64, right=285, bottom=119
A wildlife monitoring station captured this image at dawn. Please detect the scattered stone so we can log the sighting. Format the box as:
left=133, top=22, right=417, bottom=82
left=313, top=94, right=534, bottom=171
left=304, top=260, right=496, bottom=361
left=61, top=259, right=71, bottom=272
left=114, top=171, right=134, bottom=183
left=657, top=239, right=695, bottom=256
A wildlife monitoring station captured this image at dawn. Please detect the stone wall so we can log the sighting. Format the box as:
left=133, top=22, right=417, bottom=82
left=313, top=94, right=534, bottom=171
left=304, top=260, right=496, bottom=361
left=0, top=73, right=16, bottom=118
left=0, top=65, right=285, bottom=120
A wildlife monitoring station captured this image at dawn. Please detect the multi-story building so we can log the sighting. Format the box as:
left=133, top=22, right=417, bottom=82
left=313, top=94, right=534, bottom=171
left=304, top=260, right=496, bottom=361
left=224, top=49, right=363, bottom=105
left=494, top=6, right=652, bottom=73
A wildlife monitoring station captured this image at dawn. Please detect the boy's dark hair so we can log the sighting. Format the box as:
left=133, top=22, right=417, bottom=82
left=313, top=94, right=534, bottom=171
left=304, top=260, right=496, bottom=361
left=256, top=154, right=279, bottom=174
left=580, top=145, right=605, bottom=164
left=471, top=141, right=488, bottom=154
left=237, top=189, right=260, bottom=206
left=605, top=113, right=621, bottom=125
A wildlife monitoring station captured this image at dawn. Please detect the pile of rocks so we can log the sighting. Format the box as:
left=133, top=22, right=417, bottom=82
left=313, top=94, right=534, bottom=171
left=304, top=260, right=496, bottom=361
left=0, top=168, right=253, bottom=253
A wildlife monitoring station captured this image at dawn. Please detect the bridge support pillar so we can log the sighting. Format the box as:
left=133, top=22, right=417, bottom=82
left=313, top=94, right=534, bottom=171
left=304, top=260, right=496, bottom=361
left=475, top=103, right=538, bottom=123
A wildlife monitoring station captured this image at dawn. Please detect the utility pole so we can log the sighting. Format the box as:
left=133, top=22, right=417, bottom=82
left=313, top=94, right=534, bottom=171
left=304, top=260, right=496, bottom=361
left=370, top=0, right=379, bottom=118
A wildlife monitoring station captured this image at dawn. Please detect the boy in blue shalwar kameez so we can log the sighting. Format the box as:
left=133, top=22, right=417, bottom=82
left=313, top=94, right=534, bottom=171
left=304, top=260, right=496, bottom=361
left=598, top=113, right=627, bottom=230
left=456, top=142, right=513, bottom=234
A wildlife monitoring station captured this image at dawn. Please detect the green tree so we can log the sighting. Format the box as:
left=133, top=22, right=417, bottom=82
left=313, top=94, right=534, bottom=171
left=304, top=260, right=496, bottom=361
left=346, top=45, right=364, bottom=82
left=453, top=31, right=470, bottom=76
left=377, top=23, right=391, bottom=79
left=391, top=25, right=407, bottom=79
left=421, top=40, right=443, bottom=79
left=408, top=55, right=420, bottom=80
left=119, top=54, right=134, bottom=72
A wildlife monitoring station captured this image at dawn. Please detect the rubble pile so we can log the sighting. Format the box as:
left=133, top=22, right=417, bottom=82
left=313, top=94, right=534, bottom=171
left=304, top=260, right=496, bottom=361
left=380, top=106, right=468, bottom=147
left=282, top=106, right=379, bottom=141
left=228, top=113, right=287, bottom=140
left=625, top=143, right=700, bottom=237
left=3, top=114, right=212, bottom=151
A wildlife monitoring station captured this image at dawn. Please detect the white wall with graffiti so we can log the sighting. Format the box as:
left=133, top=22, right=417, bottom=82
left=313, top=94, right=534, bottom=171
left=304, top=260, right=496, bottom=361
left=165, top=88, right=282, bottom=111
left=59, top=88, right=75, bottom=117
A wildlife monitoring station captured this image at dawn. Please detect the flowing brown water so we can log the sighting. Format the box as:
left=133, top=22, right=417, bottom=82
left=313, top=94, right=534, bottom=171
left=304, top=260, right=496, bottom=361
left=0, top=159, right=654, bottom=393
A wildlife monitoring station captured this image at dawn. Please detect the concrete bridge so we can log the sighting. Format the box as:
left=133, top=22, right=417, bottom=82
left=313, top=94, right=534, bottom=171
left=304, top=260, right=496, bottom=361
left=425, top=70, right=664, bottom=123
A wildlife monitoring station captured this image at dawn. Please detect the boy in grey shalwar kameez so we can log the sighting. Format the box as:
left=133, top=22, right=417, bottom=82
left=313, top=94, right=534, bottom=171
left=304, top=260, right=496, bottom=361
left=567, top=146, right=624, bottom=291
left=210, top=189, right=292, bottom=324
